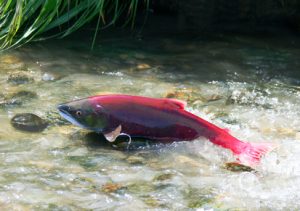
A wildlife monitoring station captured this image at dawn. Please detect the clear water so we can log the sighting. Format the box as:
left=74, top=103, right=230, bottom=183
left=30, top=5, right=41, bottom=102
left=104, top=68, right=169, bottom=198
left=0, top=33, right=300, bottom=210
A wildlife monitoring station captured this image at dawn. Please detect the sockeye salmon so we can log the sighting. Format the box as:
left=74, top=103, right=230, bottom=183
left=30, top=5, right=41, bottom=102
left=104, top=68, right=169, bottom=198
left=58, top=94, right=274, bottom=166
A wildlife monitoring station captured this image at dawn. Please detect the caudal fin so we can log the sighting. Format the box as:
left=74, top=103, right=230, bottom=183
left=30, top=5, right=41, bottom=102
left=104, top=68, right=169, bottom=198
left=236, top=142, right=275, bottom=166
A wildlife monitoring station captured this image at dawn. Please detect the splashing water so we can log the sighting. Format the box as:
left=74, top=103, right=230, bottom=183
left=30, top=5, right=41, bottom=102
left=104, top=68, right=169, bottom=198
left=0, top=34, right=300, bottom=210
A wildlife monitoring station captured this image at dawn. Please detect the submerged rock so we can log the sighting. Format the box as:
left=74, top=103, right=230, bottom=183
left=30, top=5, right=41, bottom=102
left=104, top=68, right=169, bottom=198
left=136, top=63, right=151, bottom=70
left=127, top=182, right=155, bottom=193
left=9, top=90, right=37, bottom=105
left=101, top=182, right=124, bottom=193
left=165, top=89, right=193, bottom=100
left=0, top=90, right=37, bottom=107
left=142, top=195, right=166, bottom=208
left=0, top=94, right=7, bottom=106
left=224, top=162, right=255, bottom=172
left=11, top=113, right=48, bottom=132
left=164, top=88, right=210, bottom=107
left=1, top=54, right=21, bottom=64
left=11, top=90, right=37, bottom=99
left=183, top=187, right=214, bottom=209
left=175, top=155, right=203, bottom=168
left=7, top=71, right=34, bottom=85
left=126, top=155, right=146, bottom=165
left=0, top=54, right=26, bottom=71
left=153, top=173, right=174, bottom=181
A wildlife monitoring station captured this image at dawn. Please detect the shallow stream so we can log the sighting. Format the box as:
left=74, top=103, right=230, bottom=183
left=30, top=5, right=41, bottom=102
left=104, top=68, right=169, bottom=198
left=0, top=33, right=300, bottom=210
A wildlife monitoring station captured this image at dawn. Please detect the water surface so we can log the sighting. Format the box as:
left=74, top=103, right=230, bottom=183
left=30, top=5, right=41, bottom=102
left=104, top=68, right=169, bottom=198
left=0, top=33, right=300, bottom=210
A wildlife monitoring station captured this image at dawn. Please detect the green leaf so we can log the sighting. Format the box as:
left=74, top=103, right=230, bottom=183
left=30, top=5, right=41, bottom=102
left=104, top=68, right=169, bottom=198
left=0, top=0, right=149, bottom=51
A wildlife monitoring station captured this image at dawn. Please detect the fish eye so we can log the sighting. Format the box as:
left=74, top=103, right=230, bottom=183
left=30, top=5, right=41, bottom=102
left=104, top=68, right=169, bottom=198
left=76, top=110, right=82, bottom=117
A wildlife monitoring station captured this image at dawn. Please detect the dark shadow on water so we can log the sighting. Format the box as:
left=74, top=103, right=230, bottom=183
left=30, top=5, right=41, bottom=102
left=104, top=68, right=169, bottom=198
left=83, top=132, right=110, bottom=148
left=83, top=132, right=160, bottom=151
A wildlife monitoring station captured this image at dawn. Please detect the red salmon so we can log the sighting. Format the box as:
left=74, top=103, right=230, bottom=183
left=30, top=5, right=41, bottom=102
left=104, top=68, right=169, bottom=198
left=58, top=94, right=274, bottom=166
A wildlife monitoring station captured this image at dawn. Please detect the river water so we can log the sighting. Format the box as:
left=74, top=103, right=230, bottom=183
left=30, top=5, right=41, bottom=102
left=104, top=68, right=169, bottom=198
left=0, top=32, right=300, bottom=210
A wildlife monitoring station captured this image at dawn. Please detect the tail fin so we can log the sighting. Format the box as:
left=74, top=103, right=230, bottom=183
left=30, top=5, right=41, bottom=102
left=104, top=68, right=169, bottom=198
left=236, top=142, right=275, bottom=166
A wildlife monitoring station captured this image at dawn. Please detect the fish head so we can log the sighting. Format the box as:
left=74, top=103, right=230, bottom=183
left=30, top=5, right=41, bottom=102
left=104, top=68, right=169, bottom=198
left=57, top=98, right=108, bottom=131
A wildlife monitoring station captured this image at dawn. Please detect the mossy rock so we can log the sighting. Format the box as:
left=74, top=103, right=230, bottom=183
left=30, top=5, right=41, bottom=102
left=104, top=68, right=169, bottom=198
left=224, top=162, right=255, bottom=172
left=183, top=187, right=215, bottom=209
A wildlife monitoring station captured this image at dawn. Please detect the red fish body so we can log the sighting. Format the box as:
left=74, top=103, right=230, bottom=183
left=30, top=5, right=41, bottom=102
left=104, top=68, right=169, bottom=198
left=89, top=95, right=203, bottom=142
left=58, top=94, right=274, bottom=166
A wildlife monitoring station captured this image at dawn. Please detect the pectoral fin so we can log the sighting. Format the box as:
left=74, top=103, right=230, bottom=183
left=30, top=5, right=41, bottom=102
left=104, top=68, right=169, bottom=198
left=103, top=125, right=122, bottom=142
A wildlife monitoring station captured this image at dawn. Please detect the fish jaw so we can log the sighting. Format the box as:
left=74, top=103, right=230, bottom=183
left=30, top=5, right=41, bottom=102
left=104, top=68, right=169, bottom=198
left=57, top=102, right=106, bottom=132
left=57, top=104, right=87, bottom=128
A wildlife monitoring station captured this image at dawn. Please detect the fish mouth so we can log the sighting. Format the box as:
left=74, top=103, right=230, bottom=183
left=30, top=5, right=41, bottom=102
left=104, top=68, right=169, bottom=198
left=57, top=104, right=70, bottom=114
left=57, top=104, right=85, bottom=128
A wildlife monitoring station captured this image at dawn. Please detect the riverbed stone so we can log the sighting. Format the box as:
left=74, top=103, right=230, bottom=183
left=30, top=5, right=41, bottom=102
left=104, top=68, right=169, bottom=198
left=175, top=155, right=202, bottom=167
left=0, top=94, right=7, bottom=106
left=11, top=90, right=37, bottom=99
left=1, top=54, right=21, bottom=64
left=224, top=162, right=255, bottom=172
left=11, top=113, right=48, bottom=132
left=165, top=89, right=192, bottom=100
left=183, top=187, right=214, bottom=209
left=153, top=173, right=174, bottom=181
left=127, top=182, right=155, bottom=193
left=142, top=195, right=166, bottom=208
left=136, top=63, right=151, bottom=70
left=0, top=55, right=26, bottom=71
left=126, top=155, right=146, bottom=165
left=101, top=182, right=124, bottom=193
left=0, top=90, right=37, bottom=107
left=164, top=88, right=207, bottom=107
left=9, top=90, right=37, bottom=104
left=7, top=71, right=34, bottom=85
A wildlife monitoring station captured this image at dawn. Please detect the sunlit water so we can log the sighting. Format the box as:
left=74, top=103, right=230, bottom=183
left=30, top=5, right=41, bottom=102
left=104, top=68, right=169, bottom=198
left=0, top=33, right=300, bottom=210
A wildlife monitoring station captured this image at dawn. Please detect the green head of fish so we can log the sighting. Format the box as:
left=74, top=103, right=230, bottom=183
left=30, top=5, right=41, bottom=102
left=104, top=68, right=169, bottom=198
left=57, top=98, right=108, bottom=132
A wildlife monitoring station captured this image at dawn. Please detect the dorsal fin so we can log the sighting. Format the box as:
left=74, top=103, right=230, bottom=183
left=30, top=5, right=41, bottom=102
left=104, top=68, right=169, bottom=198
left=164, top=98, right=187, bottom=110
